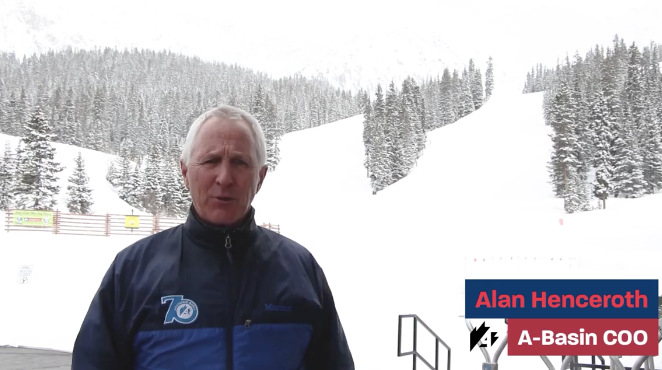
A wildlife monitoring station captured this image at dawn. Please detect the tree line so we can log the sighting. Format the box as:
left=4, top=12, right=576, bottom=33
left=0, top=47, right=366, bottom=215
left=0, top=99, right=93, bottom=214
left=361, top=57, right=494, bottom=194
left=0, top=47, right=363, bottom=170
left=531, top=35, right=662, bottom=213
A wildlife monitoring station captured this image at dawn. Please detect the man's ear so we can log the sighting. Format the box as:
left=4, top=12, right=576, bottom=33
left=180, top=159, right=190, bottom=190
left=256, top=165, right=268, bottom=193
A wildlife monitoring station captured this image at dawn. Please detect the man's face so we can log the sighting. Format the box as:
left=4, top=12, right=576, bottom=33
left=181, top=116, right=267, bottom=227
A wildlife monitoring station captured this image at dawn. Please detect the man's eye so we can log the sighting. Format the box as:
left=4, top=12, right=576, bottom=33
left=233, top=159, right=247, bottom=165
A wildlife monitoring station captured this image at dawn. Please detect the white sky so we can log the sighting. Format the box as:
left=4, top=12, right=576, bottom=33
left=4, top=0, right=662, bottom=90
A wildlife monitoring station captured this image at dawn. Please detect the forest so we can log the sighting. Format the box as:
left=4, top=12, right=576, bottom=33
left=0, top=47, right=364, bottom=216
left=525, top=36, right=662, bottom=212
left=362, top=57, right=494, bottom=194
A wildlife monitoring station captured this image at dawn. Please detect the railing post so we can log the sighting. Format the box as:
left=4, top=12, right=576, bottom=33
left=153, top=215, right=158, bottom=234
left=397, top=316, right=402, bottom=356
left=435, top=339, right=439, bottom=369
left=5, top=209, right=10, bottom=232
left=413, top=318, right=418, bottom=370
left=105, top=214, right=110, bottom=236
left=447, top=346, right=451, bottom=370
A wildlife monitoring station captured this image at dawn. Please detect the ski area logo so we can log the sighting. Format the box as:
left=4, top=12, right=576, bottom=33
left=161, top=295, right=199, bottom=324
left=470, top=321, right=499, bottom=351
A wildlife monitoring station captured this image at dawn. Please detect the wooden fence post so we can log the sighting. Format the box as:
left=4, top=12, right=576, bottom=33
left=153, top=215, right=159, bottom=235
left=53, top=210, right=60, bottom=234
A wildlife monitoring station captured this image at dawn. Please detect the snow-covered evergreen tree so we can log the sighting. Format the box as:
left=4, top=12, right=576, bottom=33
left=0, top=141, right=14, bottom=209
left=66, top=152, right=94, bottom=214
left=641, top=102, right=662, bottom=193
left=547, top=78, right=591, bottom=212
left=612, top=103, right=646, bottom=198
left=590, top=91, right=614, bottom=209
left=106, top=160, right=120, bottom=187
left=362, top=91, right=374, bottom=177
left=14, top=100, right=64, bottom=210
left=367, top=84, right=390, bottom=194
left=142, top=146, right=165, bottom=215
left=485, top=56, right=494, bottom=101
left=384, top=81, right=403, bottom=183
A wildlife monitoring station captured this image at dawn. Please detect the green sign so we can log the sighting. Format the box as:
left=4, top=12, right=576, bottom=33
left=12, top=210, right=54, bottom=227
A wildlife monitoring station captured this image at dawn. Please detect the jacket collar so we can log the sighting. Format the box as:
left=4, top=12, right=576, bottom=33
left=183, top=205, right=258, bottom=250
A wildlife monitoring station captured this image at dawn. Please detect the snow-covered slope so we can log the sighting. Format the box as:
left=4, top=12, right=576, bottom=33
left=0, top=133, right=141, bottom=215
left=2, top=87, right=662, bottom=369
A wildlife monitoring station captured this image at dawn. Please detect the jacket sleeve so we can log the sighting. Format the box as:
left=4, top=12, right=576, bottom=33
left=71, top=256, right=132, bottom=369
left=305, top=259, right=355, bottom=370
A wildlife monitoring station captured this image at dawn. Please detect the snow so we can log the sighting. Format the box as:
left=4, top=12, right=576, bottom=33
left=0, top=133, right=147, bottom=215
left=2, top=89, right=661, bottom=369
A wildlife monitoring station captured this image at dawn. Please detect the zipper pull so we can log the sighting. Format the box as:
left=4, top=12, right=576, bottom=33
left=245, top=319, right=251, bottom=328
left=225, top=233, right=234, bottom=264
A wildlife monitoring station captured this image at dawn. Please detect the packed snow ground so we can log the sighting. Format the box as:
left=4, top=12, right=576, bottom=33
left=2, top=90, right=662, bottom=369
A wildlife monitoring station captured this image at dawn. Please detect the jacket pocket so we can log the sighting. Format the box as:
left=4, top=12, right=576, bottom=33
left=133, top=327, right=226, bottom=369
left=232, top=323, right=313, bottom=370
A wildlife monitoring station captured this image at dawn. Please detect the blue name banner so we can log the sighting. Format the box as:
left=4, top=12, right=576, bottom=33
left=464, top=279, right=658, bottom=319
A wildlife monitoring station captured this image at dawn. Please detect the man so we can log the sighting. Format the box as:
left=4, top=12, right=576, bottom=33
left=72, top=105, right=354, bottom=369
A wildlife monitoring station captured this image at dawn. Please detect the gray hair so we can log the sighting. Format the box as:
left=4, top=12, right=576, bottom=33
left=180, top=105, right=267, bottom=168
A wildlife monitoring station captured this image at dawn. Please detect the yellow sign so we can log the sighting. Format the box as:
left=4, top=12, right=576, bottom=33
left=125, top=215, right=140, bottom=229
left=12, top=210, right=54, bottom=227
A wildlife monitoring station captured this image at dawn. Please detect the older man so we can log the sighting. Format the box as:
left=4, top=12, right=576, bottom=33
left=71, top=105, right=354, bottom=369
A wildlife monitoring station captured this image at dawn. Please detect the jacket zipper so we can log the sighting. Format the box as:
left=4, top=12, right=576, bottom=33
left=225, top=232, right=234, bottom=370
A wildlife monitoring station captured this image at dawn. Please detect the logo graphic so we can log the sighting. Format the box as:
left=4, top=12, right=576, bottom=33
left=161, top=295, right=199, bottom=324
left=470, top=321, right=499, bottom=351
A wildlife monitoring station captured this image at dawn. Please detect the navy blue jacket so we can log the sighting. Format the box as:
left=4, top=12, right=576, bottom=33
left=72, top=206, right=354, bottom=370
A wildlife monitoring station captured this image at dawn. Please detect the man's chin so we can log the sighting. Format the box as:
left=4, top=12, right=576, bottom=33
left=206, top=209, right=242, bottom=227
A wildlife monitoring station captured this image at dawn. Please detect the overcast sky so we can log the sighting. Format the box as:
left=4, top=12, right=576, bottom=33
left=3, top=0, right=662, bottom=92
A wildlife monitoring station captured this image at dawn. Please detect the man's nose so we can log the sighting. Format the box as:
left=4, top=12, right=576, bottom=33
left=215, top=160, right=234, bottom=186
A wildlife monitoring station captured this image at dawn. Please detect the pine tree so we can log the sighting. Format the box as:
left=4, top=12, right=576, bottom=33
left=142, top=146, right=165, bottom=215
left=439, top=69, right=455, bottom=126
left=485, top=56, right=494, bottom=101
left=384, top=81, right=403, bottom=184
left=367, top=84, right=390, bottom=194
left=471, top=67, right=484, bottom=110
left=61, top=87, right=78, bottom=146
left=120, top=163, right=144, bottom=210
left=611, top=115, right=646, bottom=198
left=264, top=95, right=282, bottom=171
left=362, top=91, right=374, bottom=177
left=106, top=160, right=120, bottom=187
left=547, top=78, right=591, bottom=212
left=590, top=92, right=614, bottom=209
left=0, top=141, right=14, bottom=209
left=66, top=152, right=94, bottom=214
left=410, top=79, right=427, bottom=157
left=398, top=78, right=417, bottom=174
left=460, top=74, right=475, bottom=117
left=14, top=101, right=64, bottom=210
left=641, top=102, right=662, bottom=193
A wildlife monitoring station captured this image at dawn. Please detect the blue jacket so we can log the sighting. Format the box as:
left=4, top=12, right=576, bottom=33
left=71, top=206, right=354, bottom=370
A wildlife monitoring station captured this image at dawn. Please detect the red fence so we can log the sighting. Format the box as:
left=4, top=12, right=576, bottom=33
left=4, top=209, right=280, bottom=237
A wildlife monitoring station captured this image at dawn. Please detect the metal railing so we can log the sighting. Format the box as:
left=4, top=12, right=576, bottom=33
left=560, top=318, right=662, bottom=370
left=397, top=314, right=451, bottom=370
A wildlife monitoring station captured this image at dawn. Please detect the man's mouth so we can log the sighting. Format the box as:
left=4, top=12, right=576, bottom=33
left=215, top=196, right=234, bottom=202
